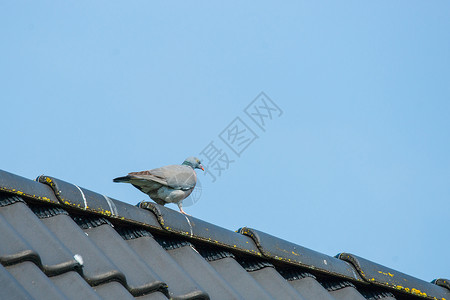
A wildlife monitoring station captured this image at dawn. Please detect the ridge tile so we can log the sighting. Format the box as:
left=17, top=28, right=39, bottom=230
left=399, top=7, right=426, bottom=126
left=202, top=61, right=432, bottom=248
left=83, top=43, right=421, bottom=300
left=338, top=253, right=450, bottom=300
left=239, top=227, right=362, bottom=282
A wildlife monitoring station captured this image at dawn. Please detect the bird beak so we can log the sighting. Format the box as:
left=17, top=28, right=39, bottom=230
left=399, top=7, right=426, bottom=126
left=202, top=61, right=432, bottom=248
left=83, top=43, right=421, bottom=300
left=200, top=165, right=204, bottom=171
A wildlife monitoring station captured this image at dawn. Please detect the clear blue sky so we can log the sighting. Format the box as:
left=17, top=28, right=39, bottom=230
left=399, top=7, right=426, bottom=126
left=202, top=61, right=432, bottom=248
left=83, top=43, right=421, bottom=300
left=1, top=1, right=449, bottom=282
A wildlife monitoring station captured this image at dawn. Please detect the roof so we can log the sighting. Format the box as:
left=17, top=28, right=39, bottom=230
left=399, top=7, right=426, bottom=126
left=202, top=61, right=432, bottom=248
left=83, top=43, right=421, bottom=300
left=0, top=169, right=448, bottom=300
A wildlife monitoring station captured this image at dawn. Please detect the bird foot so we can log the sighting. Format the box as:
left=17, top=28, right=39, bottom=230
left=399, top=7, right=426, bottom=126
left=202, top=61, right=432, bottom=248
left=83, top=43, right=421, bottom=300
left=179, top=208, right=190, bottom=216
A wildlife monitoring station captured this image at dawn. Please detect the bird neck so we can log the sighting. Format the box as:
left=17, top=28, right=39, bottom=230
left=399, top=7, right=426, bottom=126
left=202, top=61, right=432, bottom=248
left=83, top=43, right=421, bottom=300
left=182, top=161, right=195, bottom=169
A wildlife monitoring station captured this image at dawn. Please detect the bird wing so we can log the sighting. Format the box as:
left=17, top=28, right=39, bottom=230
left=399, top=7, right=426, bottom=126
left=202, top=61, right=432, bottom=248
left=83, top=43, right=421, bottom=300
left=128, top=165, right=196, bottom=191
left=128, top=170, right=168, bottom=186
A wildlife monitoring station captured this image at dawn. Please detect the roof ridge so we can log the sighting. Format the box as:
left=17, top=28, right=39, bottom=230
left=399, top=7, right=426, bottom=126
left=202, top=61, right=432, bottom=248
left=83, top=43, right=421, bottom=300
left=359, top=289, right=396, bottom=300
left=278, top=268, right=316, bottom=281
left=195, top=245, right=235, bottom=262
left=319, top=279, right=356, bottom=291
left=235, top=256, right=274, bottom=272
left=0, top=193, right=25, bottom=207
left=1, top=169, right=449, bottom=300
left=154, top=235, right=192, bottom=250
left=72, top=215, right=112, bottom=229
left=28, top=203, right=69, bottom=219
left=116, top=227, right=153, bottom=240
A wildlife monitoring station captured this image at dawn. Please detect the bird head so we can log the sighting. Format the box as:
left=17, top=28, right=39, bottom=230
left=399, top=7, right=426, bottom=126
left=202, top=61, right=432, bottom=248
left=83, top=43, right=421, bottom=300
left=183, top=156, right=204, bottom=171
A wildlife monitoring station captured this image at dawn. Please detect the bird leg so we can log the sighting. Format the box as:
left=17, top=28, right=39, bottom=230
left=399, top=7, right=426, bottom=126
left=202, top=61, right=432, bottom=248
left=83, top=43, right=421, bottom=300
left=180, top=208, right=190, bottom=215
left=177, top=203, right=190, bottom=216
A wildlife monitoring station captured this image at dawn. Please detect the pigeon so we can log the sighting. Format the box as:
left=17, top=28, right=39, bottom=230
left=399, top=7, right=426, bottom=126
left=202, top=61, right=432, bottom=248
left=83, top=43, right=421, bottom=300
left=113, top=157, right=204, bottom=215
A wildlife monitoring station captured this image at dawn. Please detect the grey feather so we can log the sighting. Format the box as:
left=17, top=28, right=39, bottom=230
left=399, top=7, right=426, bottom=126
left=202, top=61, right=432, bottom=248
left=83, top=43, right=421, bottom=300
left=113, top=157, right=204, bottom=215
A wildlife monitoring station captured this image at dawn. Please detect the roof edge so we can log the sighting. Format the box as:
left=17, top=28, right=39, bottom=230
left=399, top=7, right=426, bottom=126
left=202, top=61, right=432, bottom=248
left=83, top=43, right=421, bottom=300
left=338, top=253, right=450, bottom=300
left=0, top=170, right=59, bottom=205
left=432, top=279, right=450, bottom=292
left=2, top=169, right=448, bottom=300
left=238, top=227, right=364, bottom=283
left=139, top=201, right=262, bottom=256
left=36, top=175, right=163, bottom=230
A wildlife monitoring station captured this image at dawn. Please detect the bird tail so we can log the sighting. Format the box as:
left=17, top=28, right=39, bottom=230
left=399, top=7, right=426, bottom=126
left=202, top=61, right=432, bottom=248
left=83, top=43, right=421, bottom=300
left=113, top=176, right=131, bottom=183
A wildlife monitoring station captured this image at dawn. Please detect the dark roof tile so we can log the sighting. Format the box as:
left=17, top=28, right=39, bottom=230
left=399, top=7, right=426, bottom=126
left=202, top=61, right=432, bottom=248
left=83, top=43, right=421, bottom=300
left=236, top=256, right=274, bottom=272
left=278, top=268, right=316, bottom=281
left=72, top=214, right=113, bottom=229
left=50, top=271, right=102, bottom=300
left=360, top=289, right=397, bottom=300
left=6, top=261, right=68, bottom=299
left=36, top=211, right=126, bottom=286
left=0, top=264, right=33, bottom=300
left=328, top=286, right=367, bottom=300
left=121, top=230, right=209, bottom=299
left=78, top=218, right=168, bottom=296
left=93, top=281, right=135, bottom=300
left=38, top=175, right=163, bottom=230
left=207, top=256, right=274, bottom=300
left=135, top=291, right=169, bottom=300
left=320, top=279, right=368, bottom=300
left=140, top=201, right=261, bottom=256
left=196, top=245, right=236, bottom=262
left=247, top=265, right=307, bottom=299
left=164, top=241, right=243, bottom=299
left=29, top=203, right=69, bottom=218
left=0, top=169, right=446, bottom=300
left=0, top=196, right=80, bottom=276
left=36, top=175, right=96, bottom=211
left=110, top=198, right=163, bottom=229
left=339, top=252, right=450, bottom=299
left=0, top=193, right=25, bottom=206
left=278, top=268, right=337, bottom=300
left=286, top=276, right=336, bottom=300
left=320, top=279, right=356, bottom=291
left=154, top=235, right=192, bottom=250
left=0, top=170, right=59, bottom=205
left=117, top=227, right=153, bottom=240
left=433, top=278, right=450, bottom=291
left=0, top=213, right=40, bottom=266
left=239, top=227, right=363, bottom=282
